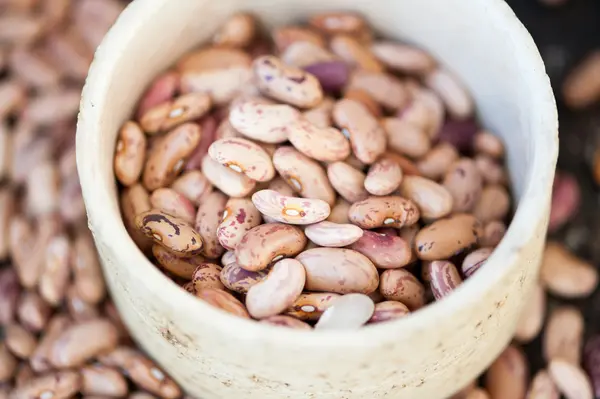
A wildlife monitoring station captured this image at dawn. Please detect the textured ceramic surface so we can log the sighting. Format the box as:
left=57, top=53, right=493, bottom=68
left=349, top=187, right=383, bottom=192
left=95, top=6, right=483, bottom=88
left=75, top=0, right=558, bottom=398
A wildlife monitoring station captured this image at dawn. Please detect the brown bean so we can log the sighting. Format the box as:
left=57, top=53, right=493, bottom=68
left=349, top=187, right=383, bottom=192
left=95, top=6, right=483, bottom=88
left=0, top=188, right=15, bottom=260
left=515, top=283, right=546, bottom=344
left=17, top=291, right=51, bottom=332
left=428, top=260, right=462, bottom=300
left=259, top=315, right=312, bottom=329
left=346, top=70, right=408, bottom=111
left=142, top=123, right=201, bottom=191
left=114, top=121, right=146, bottom=186
left=0, top=344, right=17, bottom=383
left=120, top=183, right=153, bottom=253
left=350, top=230, right=412, bottom=269
left=213, top=12, right=256, bottom=48
left=9, top=370, right=81, bottom=399
left=30, top=315, right=71, bottom=373
left=191, top=262, right=224, bottom=292
left=398, top=175, right=453, bottom=220
left=252, top=190, right=331, bottom=225
left=364, top=158, right=403, bottom=196
left=415, top=213, right=483, bottom=260
left=381, top=152, right=421, bottom=176
left=544, top=306, right=584, bottom=365
left=367, top=301, right=410, bottom=324
left=135, top=210, right=203, bottom=256
left=81, top=364, right=129, bottom=397
left=443, top=158, right=483, bottom=213
left=485, top=345, right=528, bottom=399
left=235, top=223, right=306, bottom=271
left=416, top=143, right=459, bottom=180
left=297, top=248, right=379, bottom=294
left=327, top=162, right=369, bottom=203
left=474, top=130, right=504, bottom=159
left=9, top=216, right=40, bottom=288
left=152, top=245, right=204, bottom=279
left=14, top=362, right=33, bottom=388
left=348, top=196, right=420, bottom=229
left=541, top=241, right=598, bottom=298
left=217, top=197, right=262, bottom=251
left=0, top=268, right=20, bottom=325
left=139, top=92, right=211, bottom=134
left=50, top=318, right=119, bottom=368
left=526, top=370, right=559, bottom=399
left=72, top=232, right=106, bottom=304
left=379, top=269, right=425, bottom=310
left=5, top=323, right=37, bottom=359
left=195, top=288, right=249, bottom=319
left=194, top=191, right=227, bottom=259
left=285, top=292, right=341, bottom=321
left=171, top=170, right=213, bottom=206
left=39, top=235, right=71, bottom=306
left=150, top=188, right=196, bottom=225
left=473, top=184, right=510, bottom=223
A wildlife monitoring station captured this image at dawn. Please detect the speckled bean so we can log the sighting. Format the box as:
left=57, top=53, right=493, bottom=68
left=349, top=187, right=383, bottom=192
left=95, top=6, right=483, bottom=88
left=195, top=288, right=250, bottom=319
left=287, top=119, right=351, bottom=163
left=212, top=12, right=256, bottom=48
left=327, top=162, right=369, bottom=203
left=142, top=123, right=201, bottom=191
left=416, top=143, right=459, bottom=180
left=474, top=155, right=507, bottom=186
left=267, top=177, right=296, bottom=197
left=348, top=196, right=420, bottom=229
left=114, top=121, right=146, bottom=186
left=350, top=230, right=412, bottom=269
left=480, top=220, right=506, bottom=248
left=191, top=262, right=224, bottom=292
left=228, top=100, right=300, bottom=144
left=415, top=213, right=483, bottom=260
left=282, top=42, right=336, bottom=69
left=379, top=269, right=425, bottom=310
left=202, top=157, right=256, bottom=198
left=371, top=41, right=436, bottom=75
left=81, top=365, right=128, bottom=397
left=330, top=35, right=383, bottom=72
left=135, top=210, right=203, bottom=256
left=346, top=70, right=408, bottom=111
left=120, top=183, right=153, bottom=253
left=304, top=221, right=363, bottom=247
left=382, top=117, right=431, bottom=159
left=65, top=285, right=100, bottom=322
left=208, top=137, right=275, bottom=182
left=398, top=175, right=453, bottom=220
left=171, top=171, right=213, bottom=206
left=285, top=292, right=340, bottom=320
left=302, top=97, right=334, bottom=128
left=220, top=261, right=268, bottom=293
left=473, top=184, right=511, bottom=223
left=428, top=260, right=462, bottom=300
left=9, top=371, right=81, bottom=399
left=152, top=245, right=205, bottom=279
left=343, top=88, right=382, bottom=118
left=253, top=55, right=323, bottom=108
left=0, top=343, right=16, bottom=383
left=443, top=158, right=483, bottom=213
left=544, top=306, right=584, bottom=365
left=150, top=188, right=196, bottom=225
left=381, top=152, right=421, bottom=176
left=259, top=315, right=312, bottom=329
left=297, top=248, right=379, bottom=294
left=235, top=223, right=307, bottom=271
left=217, top=197, right=262, bottom=251
left=426, top=68, right=474, bottom=120
left=0, top=269, right=19, bottom=325
left=364, top=158, right=403, bottom=196
left=251, top=189, right=330, bottom=225
left=194, top=191, right=227, bottom=259
left=367, top=301, right=410, bottom=324
left=541, top=242, right=598, bottom=298
left=139, top=92, right=211, bottom=134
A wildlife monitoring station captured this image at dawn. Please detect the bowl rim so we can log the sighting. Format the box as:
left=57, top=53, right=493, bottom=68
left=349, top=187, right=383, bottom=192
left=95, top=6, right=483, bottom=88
left=76, top=0, right=558, bottom=347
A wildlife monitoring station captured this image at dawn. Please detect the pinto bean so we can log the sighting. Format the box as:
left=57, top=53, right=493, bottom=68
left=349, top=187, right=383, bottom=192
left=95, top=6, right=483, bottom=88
left=251, top=190, right=331, bottom=225
left=350, top=230, right=412, bottom=269
left=327, top=161, right=369, bottom=203
left=114, top=121, right=146, bottom=186
left=398, top=175, right=453, bottom=220
left=171, top=170, right=213, bottom=206
left=208, top=137, right=275, bottom=182
left=194, top=191, right=227, bottom=259
left=379, top=269, right=426, bottom=310
left=228, top=100, right=300, bottom=144
left=135, top=210, right=203, bottom=256
left=367, top=301, right=410, bottom=324
left=287, top=119, right=351, bottom=163
left=201, top=156, right=256, bottom=198
left=348, top=196, right=420, bottom=229
left=443, top=158, right=483, bottom=213
left=415, top=213, right=483, bottom=261
left=195, top=288, right=250, bottom=319
left=364, top=158, right=403, bottom=196
left=217, top=198, right=262, bottom=251
left=304, top=221, right=363, bottom=247
left=150, top=188, right=196, bottom=225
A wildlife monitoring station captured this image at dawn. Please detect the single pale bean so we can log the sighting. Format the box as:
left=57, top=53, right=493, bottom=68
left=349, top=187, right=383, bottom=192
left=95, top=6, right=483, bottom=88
left=398, top=175, right=453, bottom=220
left=544, top=306, right=584, bottom=365
left=416, top=143, right=459, bottom=181
left=285, top=292, right=340, bottom=321
left=142, top=123, right=201, bottom=191
left=72, top=233, right=106, bottom=304
left=549, top=360, right=593, bottom=399
left=304, top=221, right=363, bottom=247
left=382, top=117, right=430, bottom=159
left=474, top=130, right=504, bottom=159
left=465, top=389, right=491, bottom=399
left=302, top=97, right=334, bottom=128
left=287, top=119, right=351, bottom=163
left=252, top=190, right=330, bottom=225
left=315, top=293, right=375, bottom=330
left=0, top=268, right=20, bottom=325
left=426, top=68, right=473, bottom=119
left=152, top=245, right=205, bottom=279
left=272, top=26, right=326, bottom=53
left=201, top=156, right=256, bottom=198
left=176, top=47, right=251, bottom=84
left=309, top=12, right=367, bottom=37
left=399, top=88, right=445, bottom=139
left=136, top=71, right=179, bottom=119
left=348, top=196, right=420, bottom=229
left=415, top=214, right=483, bottom=261
left=379, top=269, right=425, bottom=310
left=330, top=35, right=383, bottom=72
left=474, top=155, right=507, bottom=186
left=25, top=161, right=60, bottom=217
left=562, top=51, right=600, bottom=109
left=371, top=41, right=436, bottom=75
left=135, top=210, right=203, bottom=256
left=172, top=171, right=213, bottom=206
left=526, top=370, right=559, bottom=399
left=327, top=162, right=369, bottom=203
left=541, top=241, right=598, bottom=298
left=9, top=370, right=81, bottom=399
left=443, top=158, right=483, bottom=213
left=150, top=188, right=196, bottom=225
left=253, top=55, right=323, bottom=108
left=480, top=221, right=506, bottom=248
left=399, top=224, right=419, bottom=264
left=193, top=191, right=227, bottom=259
left=515, top=283, right=546, bottom=344
left=213, top=12, right=256, bottom=48
left=140, top=92, right=211, bottom=134
left=181, top=64, right=254, bottom=105
left=327, top=198, right=351, bottom=224
left=367, top=301, right=410, bottom=324
left=66, top=285, right=100, bottom=322
left=485, top=345, right=528, bottom=399
left=195, top=288, right=250, bottom=318
left=38, top=234, right=71, bottom=306
left=381, top=152, right=421, bottom=176
left=228, top=100, right=301, bottom=144
left=17, top=291, right=51, bottom=333
left=246, top=258, right=306, bottom=319
left=81, top=364, right=128, bottom=397
left=272, top=146, right=336, bottom=206
left=473, top=184, right=510, bottom=223
left=350, top=230, right=412, bottom=269
left=114, top=121, right=146, bottom=186
left=217, top=198, right=262, bottom=251
left=332, top=98, right=386, bottom=164
left=5, top=322, right=36, bottom=359
left=191, top=262, right=224, bottom=292
left=208, top=137, right=275, bottom=182
left=235, top=223, right=307, bottom=271
left=429, top=260, right=462, bottom=300
left=120, top=183, right=153, bottom=253
left=344, top=88, right=382, bottom=118
left=346, top=70, right=408, bottom=110
left=220, top=261, right=268, bottom=293
left=282, top=41, right=337, bottom=69
left=30, top=315, right=71, bottom=373
left=364, top=158, right=403, bottom=196
left=297, top=248, right=379, bottom=294
left=260, top=315, right=312, bottom=329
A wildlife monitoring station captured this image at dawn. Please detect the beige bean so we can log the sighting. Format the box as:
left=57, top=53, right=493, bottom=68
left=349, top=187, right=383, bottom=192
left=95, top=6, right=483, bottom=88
left=65, top=284, right=100, bottom=322
left=474, top=155, right=508, bottom=186
left=526, top=370, right=559, bottom=399
left=72, top=233, right=106, bottom=304
left=541, top=242, right=598, bottom=298
left=0, top=343, right=17, bottom=383
left=282, top=42, right=336, bottom=69
left=195, top=288, right=250, bottom=319
left=350, top=230, right=412, bottom=269
left=549, top=360, right=593, bottom=399
left=30, top=315, right=71, bottom=373
left=304, top=221, right=363, bottom=247
left=152, top=245, right=205, bottom=279
left=201, top=156, right=256, bottom=198
left=212, top=12, right=256, bottom=48
left=272, top=146, right=336, bottom=206
left=285, top=292, right=340, bottom=321
left=14, top=362, right=33, bottom=388
left=38, top=234, right=71, bottom=306
left=367, top=301, right=410, bottom=324
left=217, top=198, right=262, bottom=251
left=208, top=137, right=275, bottom=182
left=246, top=258, right=306, bottom=319
left=399, top=224, right=419, bottom=264
left=0, top=188, right=15, bottom=260
left=191, top=262, right=224, bottom=292
left=251, top=189, right=330, bottom=225
left=315, top=293, right=375, bottom=330
left=142, top=123, right=201, bottom=191
left=181, top=66, right=254, bottom=106
left=480, top=220, right=507, bottom=248
left=229, top=100, right=300, bottom=144
left=297, top=248, right=379, bottom=294
left=465, top=389, right=491, bottom=399
left=382, top=117, right=431, bottom=159
left=309, top=12, right=367, bottom=38
left=544, top=306, right=584, bottom=365
left=135, top=210, right=203, bottom=256
left=235, top=223, right=307, bottom=271
left=259, top=315, right=312, bottom=329
left=120, top=183, right=153, bottom=253
left=461, top=247, right=493, bottom=279
left=403, top=88, right=445, bottom=139
left=398, top=175, right=453, bottom=220
left=443, top=158, right=483, bottom=213
left=416, top=143, right=459, bottom=181
left=415, top=214, right=483, bottom=261
left=330, top=35, right=383, bottom=72
left=50, top=319, right=119, bottom=368
left=474, top=130, right=504, bottom=159
left=425, top=68, right=473, bottom=119
left=428, top=260, right=462, bottom=300
left=4, top=323, right=36, bottom=359
left=346, top=70, right=408, bottom=110
left=177, top=46, right=252, bottom=73
left=364, top=158, right=403, bottom=196
left=114, top=121, right=146, bottom=186
left=348, top=196, right=420, bottom=229
left=81, top=364, right=128, bottom=397
left=150, top=188, right=196, bottom=225
left=193, top=191, right=227, bottom=259
left=171, top=170, right=213, bottom=206
left=139, top=92, right=211, bottom=134
left=332, top=99, right=387, bottom=164
left=485, top=345, right=528, bottom=399
left=515, top=283, right=546, bottom=344
left=327, top=162, right=369, bottom=203
left=370, top=41, right=436, bottom=75
left=382, top=152, right=422, bottom=176
left=379, top=269, right=425, bottom=310
left=473, top=184, right=511, bottom=223
left=9, top=371, right=81, bottom=399
left=220, top=261, right=268, bottom=293
left=25, top=161, right=60, bottom=217
left=287, top=119, right=351, bottom=163
left=272, top=26, right=326, bottom=53
left=253, top=55, right=323, bottom=108
left=327, top=198, right=351, bottom=224
left=17, top=291, right=51, bottom=333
